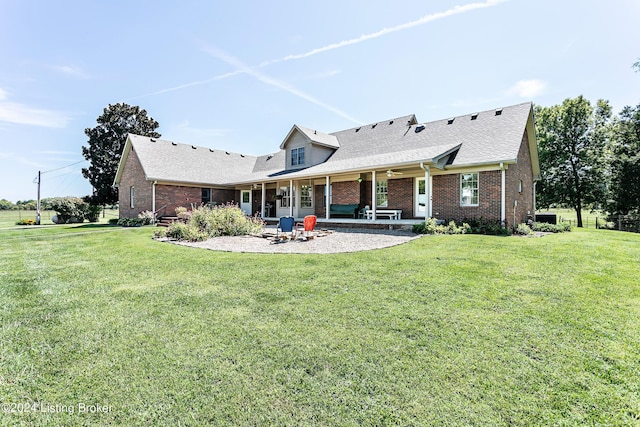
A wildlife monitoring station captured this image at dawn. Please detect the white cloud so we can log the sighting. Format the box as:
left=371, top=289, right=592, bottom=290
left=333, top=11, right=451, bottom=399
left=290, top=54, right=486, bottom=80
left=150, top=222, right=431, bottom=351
left=507, top=79, right=547, bottom=98
left=0, top=102, right=70, bottom=128
left=52, top=65, right=90, bottom=79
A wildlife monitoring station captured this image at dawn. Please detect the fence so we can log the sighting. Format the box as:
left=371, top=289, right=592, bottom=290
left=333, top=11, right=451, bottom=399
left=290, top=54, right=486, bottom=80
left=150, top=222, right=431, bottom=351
left=559, top=215, right=640, bottom=233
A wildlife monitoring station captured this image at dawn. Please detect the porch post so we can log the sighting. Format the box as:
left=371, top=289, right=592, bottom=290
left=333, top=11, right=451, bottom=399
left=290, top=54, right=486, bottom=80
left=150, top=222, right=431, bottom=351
left=371, top=170, right=376, bottom=221
left=289, top=179, right=294, bottom=217
left=500, top=163, right=506, bottom=226
left=152, top=181, right=157, bottom=224
left=325, top=176, right=330, bottom=219
left=424, top=166, right=431, bottom=220
left=261, top=183, right=266, bottom=218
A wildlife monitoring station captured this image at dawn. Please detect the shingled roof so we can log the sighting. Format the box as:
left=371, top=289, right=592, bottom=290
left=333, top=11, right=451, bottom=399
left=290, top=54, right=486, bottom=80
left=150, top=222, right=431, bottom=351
left=114, top=102, right=537, bottom=187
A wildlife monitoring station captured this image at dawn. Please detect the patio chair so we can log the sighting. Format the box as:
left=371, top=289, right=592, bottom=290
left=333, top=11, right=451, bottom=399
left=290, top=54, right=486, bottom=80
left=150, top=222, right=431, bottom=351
left=358, top=205, right=370, bottom=219
left=276, top=216, right=295, bottom=239
left=296, top=215, right=317, bottom=239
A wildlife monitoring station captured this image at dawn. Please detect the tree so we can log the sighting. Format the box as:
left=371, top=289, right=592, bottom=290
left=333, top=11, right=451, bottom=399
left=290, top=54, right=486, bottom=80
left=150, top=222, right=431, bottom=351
left=607, top=103, right=640, bottom=214
left=535, top=96, right=612, bottom=227
left=82, top=103, right=160, bottom=205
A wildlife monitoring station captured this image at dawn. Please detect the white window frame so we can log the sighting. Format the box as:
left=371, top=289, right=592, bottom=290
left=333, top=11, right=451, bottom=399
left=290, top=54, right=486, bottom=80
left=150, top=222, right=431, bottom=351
left=300, top=183, right=312, bottom=208
left=291, top=147, right=305, bottom=166
left=460, top=173, right=479, bottom=206
left=130, top=186, right=135, bottom=208
left=376, top=180, right=388, bottom=208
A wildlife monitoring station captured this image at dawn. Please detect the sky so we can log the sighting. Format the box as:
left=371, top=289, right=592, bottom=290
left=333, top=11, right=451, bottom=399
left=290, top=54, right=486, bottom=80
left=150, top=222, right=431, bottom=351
left=1, top=0, right=639, bottom=203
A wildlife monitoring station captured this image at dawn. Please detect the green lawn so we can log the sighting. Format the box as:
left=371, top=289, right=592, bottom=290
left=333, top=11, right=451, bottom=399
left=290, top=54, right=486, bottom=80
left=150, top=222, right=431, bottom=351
left=1, top=225, right=639, bottom=426
left=0, top=209, right=119, bottom=229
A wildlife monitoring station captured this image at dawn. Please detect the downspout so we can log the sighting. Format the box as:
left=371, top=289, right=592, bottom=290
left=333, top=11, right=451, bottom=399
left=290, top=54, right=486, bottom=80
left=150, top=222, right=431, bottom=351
left=500, top=163, right=506, bottom=227
left=152, top=180, right=157, bottom=224
left=533, top=181, right=537, bottom=217
left=420, top=162, right=431, bottom=220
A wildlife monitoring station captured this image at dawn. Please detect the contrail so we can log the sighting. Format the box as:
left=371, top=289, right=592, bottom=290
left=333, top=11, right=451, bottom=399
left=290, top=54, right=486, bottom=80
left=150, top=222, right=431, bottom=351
left=260, top=0, right=508, bottom=66
left=203, top=46, right=364, bottom=124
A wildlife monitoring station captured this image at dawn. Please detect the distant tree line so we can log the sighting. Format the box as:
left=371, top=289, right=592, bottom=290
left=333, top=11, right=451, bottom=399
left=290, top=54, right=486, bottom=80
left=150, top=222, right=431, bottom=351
left=0, top=199, right=55, bottom=210
left=535, top=96, right=640, bottom=227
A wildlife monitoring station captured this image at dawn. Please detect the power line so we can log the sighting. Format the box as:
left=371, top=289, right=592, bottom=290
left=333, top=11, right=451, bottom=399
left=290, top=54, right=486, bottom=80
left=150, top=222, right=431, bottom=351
left=41, top=159, right=87, bottom=175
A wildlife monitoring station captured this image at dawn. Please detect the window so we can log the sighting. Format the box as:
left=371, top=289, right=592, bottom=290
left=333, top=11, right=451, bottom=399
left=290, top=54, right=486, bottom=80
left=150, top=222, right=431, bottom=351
left=291, top=147, right=305, bottom=166
left=300, top=184, right=312, bottom=208
left=460, top=173, right=479, bottom=206
left=322, top=184, right=333, bottom=207
left=376, top=180, right=388, bottom=207
left=129, top=186, right=135, bottom=208
left=280, top=186, right=290, bottom=208
left=242, top=191, right=250, bottom=204
left=201, top=188, right=211, bottom=204
left=518, top=179, right=523, bottom=193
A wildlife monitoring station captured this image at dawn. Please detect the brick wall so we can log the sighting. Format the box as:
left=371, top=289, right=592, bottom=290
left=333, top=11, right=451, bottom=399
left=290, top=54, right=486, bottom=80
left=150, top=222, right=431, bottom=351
left=505, top=132, right=534, bottom=225
left=155, top=185, right=201, bottom=217
left=331, top=181, right=361, bottom=205
left=388, top=178, right=413, bottom=217
left=118, top=148, right=153, bottom=218
left=432, top=171, right=502, bottom=222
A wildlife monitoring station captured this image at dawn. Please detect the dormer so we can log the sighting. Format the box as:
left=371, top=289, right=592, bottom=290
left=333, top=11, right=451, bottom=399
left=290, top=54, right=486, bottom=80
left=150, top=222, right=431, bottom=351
left=280, top=125, right=339, bottom=170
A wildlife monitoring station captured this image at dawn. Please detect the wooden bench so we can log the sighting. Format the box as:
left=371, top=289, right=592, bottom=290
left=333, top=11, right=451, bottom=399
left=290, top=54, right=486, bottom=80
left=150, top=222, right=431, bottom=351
left=329, top=204, right=359, bottom=218
left=365, top=209, right=402, bottom=220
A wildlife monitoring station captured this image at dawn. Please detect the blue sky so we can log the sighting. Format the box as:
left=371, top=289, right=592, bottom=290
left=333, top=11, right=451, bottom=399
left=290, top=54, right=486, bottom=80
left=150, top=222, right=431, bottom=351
left=1, top=0, right=639, bottom=202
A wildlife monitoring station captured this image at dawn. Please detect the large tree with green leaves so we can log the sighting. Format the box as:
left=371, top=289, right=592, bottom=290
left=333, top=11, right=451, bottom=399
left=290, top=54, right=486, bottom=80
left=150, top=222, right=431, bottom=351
left=607, top=103, right=640, bottom=215
left=535, top=96, right=612, bottom=227
left=82, top=103, right=161, bottom=205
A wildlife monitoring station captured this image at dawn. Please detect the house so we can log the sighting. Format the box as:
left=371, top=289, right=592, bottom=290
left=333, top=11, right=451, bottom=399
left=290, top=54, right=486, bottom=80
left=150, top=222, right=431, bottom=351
left=114, top=102, right=539, bottom=227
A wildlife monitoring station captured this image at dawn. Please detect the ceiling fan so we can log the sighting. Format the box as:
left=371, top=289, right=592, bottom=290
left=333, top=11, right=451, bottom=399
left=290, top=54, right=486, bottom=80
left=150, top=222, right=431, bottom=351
left=386, top=170, right=403, bottom=177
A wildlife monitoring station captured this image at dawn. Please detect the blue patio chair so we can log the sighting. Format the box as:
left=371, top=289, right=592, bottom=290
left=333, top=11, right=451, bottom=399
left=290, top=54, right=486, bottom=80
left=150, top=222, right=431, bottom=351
left=277, top=216, right=295, bottom=239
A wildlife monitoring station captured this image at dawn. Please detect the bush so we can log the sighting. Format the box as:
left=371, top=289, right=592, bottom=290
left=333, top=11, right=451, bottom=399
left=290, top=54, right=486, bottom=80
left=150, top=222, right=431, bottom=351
left=117, top=217, right=144, bottom=227
left=138, top=210, right=155, bottom=225
left=49, top=197, right=87, bottom=224
left=531, top=222, right=571, bottom=233
left=108, top=218, right=119, bottom=225
left=413, top=218, right=470, bottom=235
left=163, top=203, right=264, bottom=241
left=85, top=204, right=102, bottom=222
left=16, top=219, right=36, bottom=225
left=462, top=217, right=511, bottom=235
left=514, top=223, right=534, bottom=236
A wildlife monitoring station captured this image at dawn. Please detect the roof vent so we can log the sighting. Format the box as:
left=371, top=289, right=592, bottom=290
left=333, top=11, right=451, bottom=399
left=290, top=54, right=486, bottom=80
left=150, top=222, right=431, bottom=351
left=150, top=138, right=156, bottom=142
left=171, top=142, right=177, bottom=146
left=471, top=113, right=478, bottom=120
left=372, top=123, right=377, bottom=129
left=240, top=154, right=245, bottom=158
left=495, top=108, right=503, bottom=116
left=191, top=146, right=196, bottom=149
left=314, top=130, right=317, bottom=134
left=407, top=120, right=413, bottom=125
left=414, top=125, right=425, bottom=133
left=447, top=118, right=455, bottom=125
left=209, top=149, right=214, bottom=152
left=389, top=120, right=394, bottom=125
left=266, top=155, right=273, bottom=161
left=355, top=127, right=361, bottom=132
left=225, top=152, right=230, bottom=155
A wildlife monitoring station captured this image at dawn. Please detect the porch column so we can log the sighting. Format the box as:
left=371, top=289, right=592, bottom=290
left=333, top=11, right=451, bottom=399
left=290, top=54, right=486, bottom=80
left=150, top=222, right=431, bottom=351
left=500, top=163, right=506, bottom=226
left=424, top=166, right=431, bottom=220
left=371, top=170, right=376, bottom=221
left=289, top=179, right=294, bottom=217
left=325, top=176, right=330, bottom=219
left=152, top=181, right=157, bottom=224
left=260, top=183, right=266, bottom=218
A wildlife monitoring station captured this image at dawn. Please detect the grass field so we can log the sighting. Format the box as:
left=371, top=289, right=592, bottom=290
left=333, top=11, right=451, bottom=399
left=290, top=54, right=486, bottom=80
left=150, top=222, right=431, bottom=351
left=0, top=209, right=119, bottom=229
left=1, top=225, right=639, bottom=426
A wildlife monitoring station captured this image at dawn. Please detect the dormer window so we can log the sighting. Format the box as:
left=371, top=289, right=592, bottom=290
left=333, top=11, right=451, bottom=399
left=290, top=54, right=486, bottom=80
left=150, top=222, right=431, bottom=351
left=291, top=147, right=305, bottom=166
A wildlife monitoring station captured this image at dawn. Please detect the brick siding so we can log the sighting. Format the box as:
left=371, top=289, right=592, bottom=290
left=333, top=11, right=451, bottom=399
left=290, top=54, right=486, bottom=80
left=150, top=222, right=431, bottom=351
left=432, top=171, right=502, bottom=223
left=505, top=132, right=534, bottom=225
left=118, top=148, right=153, bottom=218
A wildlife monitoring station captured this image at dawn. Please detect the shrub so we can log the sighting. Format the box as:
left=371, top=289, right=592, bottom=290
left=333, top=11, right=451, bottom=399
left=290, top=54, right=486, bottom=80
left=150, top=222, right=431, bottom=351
left=85, top=204, right=102, bottom=222
left=413, top=218, right=470, bottom=235
left=462, top=217, right=511, bottom=235
left=163, top=203, right=264, bottom=241
left=49, top=197, right=87, bottom=224
left=531, top=222, right=571, bottom=233
left=117, top=217, right=144, bottom=227
left=138, top=210, right=155, bottom=225
left=108, top=218, right=119, bottom=225
left=515, top=223, right=534, bottom=236
left=16, top=219, right=36, bottom=225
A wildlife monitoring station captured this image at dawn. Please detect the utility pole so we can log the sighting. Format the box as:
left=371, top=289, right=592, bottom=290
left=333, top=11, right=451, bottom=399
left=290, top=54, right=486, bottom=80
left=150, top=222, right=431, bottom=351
left=36, top=170, right=41, bottom=225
